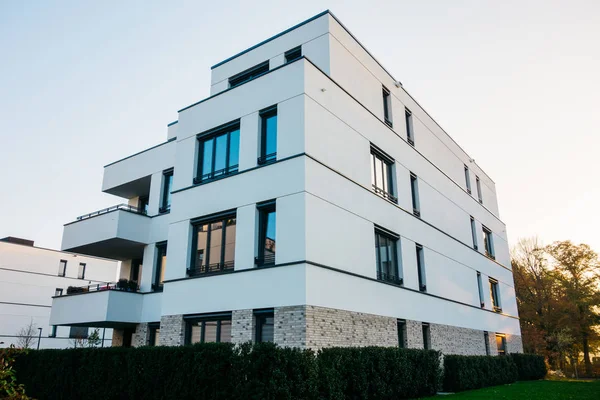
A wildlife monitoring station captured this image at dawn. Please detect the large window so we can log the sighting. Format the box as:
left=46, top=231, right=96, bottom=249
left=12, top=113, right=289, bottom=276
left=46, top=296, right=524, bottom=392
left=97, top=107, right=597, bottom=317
left=477, top=272, right=485, bottom=308
left=77, top=263, right=86, bottom=280
left=410, top=172, right=420, bottom=217
left=397, top=319, right=407, bottom=348
left=258, top=106, right=277, bottom=164
left=416, top=244, right=426, bottom=292
left=422, top=323, right=431, bottom=350
left=255, top=309, right=274, bottom=343
left=484, top=331, right=490, bottom=355
left=190, top=213, right=236, bottom=276
left=285, top=46, right=302, bottom=63
left=382, top=86, right=392, bottom=127
left=257, top=201, right=276, bottom=267
left=159, top=169, right=173, bottom=213
left=185, top=313, right=232, bottom=344
left=405, top=108, right=414, bottom=146
left=196, top=122, right=240, bottom=183
left=148, top=323, right=160, bottom=346
left=482, top=226, right=495, bottom=259
left=371, top=145, right=396, bottom=202
left=496, top=334, right=507, bottom=356
left=228, top=61, right=269, bottom=88
left=470, top=216, right=478, bottom=250
left=476, top=176, right=483, bottom=203
left=69, top=326, right=88, bottom=339
left=49, top=325, right=57, bottom=338
left=464, top=165, right=472, bottom=194
left=489, top=278, right=502, bottom=312
left=153, top=242, right=167, bottom=291
left=375, top=228, right=402, bottom=285
left=58, top=260, right=67, bottom=277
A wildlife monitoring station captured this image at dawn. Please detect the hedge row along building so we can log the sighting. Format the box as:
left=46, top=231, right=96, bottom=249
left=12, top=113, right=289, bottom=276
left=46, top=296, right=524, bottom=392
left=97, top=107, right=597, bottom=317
left=50, top=10, right=522, bottom=355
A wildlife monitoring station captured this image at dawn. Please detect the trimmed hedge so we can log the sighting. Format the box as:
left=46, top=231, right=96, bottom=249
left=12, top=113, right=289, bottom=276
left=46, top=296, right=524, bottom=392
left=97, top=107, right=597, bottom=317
left=443, top=354, right=518, bottom=392
left=510, top=353, right=547, bottom=380
left=14, top=343, right=440, bottom=400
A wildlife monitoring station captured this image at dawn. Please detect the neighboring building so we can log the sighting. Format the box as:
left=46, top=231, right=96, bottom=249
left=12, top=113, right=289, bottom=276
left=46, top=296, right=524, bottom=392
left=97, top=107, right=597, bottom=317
left=50, top=10, right=522, bottom=355
left=0, top=237, right=118, bottom=348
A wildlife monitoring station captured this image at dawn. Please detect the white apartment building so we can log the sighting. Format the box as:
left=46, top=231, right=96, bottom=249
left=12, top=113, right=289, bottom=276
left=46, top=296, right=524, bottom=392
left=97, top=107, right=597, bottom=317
left=50, top=11, right=522, bottom=355
left=0, top=237, right=118, bottom=348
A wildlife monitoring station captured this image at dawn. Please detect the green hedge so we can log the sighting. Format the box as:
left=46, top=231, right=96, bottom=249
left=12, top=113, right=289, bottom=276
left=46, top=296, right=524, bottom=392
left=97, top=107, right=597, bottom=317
left=14, top=343, right=440, bottom=400
left=509, top=353, right=547, bottom=380
left=443, top=355, right=518, bottom=392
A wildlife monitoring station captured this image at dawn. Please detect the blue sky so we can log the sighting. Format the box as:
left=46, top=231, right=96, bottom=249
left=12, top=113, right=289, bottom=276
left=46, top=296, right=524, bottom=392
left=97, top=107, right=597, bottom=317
left=1, top=0, right=599, bottom=252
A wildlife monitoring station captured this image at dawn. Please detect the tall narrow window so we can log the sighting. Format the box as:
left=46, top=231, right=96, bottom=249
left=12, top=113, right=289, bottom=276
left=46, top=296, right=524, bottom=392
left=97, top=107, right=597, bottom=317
left=138, top=196, right=149, bottom=214
left=477, top=272, right=485, bottom=308
left=159, top=169, right=173, bottom=213
left=228, top=61, right=269, bottom=88
left=49, top=325, right=57, bottom=338
left=257, top=201, right=276, bottom=267
left=489, top=278, right=502, bottom=312
left=284, top=46, right=302, bottom=63
left=130, top=259, right=142, bottom=283
left=185, top=313, right=232, bottom=344
left=54, top=288, right=63, bottom=297
left=496, top=334, right=507, bottom=356
left=375, top=228, right=402, bottom=285
left=382, top=86, right=392, bottom=127
left=470, top=216, right=478, bottom=250
left=476, top=176, right=483, bottom=203
left=484, top=331, right=490, bottom=355
left=405, top=108, right=414, bottom=146
left=148, top=323, right=160, bottom=346
left=153, top=242, right=167, bottom=291
left=58, top=260, right=67, bottom=277
left=482, top=226, right=495, bottom=259
left=410, top=172, right=420, bottom=217
left=258, top=106, right=277, bottom=164
left=370, top=145, right=396, bottom=202
left=464, top=165, right=472, bottom=194
left=416, top=244, right=426, bottom=292
left=196, top=122, right=240, bottom=183
left=77, top=263, right=86, bottom=280
left=255, top=309, right=274, bottom=343
left=190, top=213, right=236, bottom=276
left=397, top=319, right=407, bottom=348
left=422, top=323, right=431, bottom=350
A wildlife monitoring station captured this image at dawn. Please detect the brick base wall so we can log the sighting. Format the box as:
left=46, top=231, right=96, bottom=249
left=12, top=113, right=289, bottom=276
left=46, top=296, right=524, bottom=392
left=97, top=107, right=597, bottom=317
left=430, top=324, right=487, bottom=356
left=275, top=306, right=306, bottom=348
left=158, top=314, right=185, bottom=346
left=507, top=333, right=524, bottom=354
left=231, top=309, right=254, bottom=344
left=132, top=323, right=150, bottom=347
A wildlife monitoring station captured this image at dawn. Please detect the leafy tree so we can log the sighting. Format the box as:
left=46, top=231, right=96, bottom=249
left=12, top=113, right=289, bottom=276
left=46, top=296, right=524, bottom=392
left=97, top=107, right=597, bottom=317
left=87, top=329, right=101, bottom=348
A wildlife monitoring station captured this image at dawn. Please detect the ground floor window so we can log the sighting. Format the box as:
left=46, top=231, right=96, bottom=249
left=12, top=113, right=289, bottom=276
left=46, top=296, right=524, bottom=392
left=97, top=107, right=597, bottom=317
left=148, top=323, right=160, bottom=346
left=185, top=313, right=232, bottom=344
left=397, top=319, right=407, bottom=348
left=69, top=326, right=88, bottom=339
left=484, top=331, right=490, bottom=355
left=496, top=334, right=507, bottom=356
left=422, top=323, right=431, bottom=350
left=254, top=309, right=274, bottom=343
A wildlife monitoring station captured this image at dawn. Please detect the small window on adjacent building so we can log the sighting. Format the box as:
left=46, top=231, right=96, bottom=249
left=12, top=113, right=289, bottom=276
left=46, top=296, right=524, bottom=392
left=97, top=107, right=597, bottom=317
left=410, top=172, right=420, bottom=217
left=58, top=260, right=67, bottom=277
left=482, top=226, right=495, bottom=259
left=484, top=331, right=490, bottom=355
left=55, top=288, right=63, bottom=297
left=382, top=86, right=392, bottom=127
left=69, top=326, right=88, bottom=339
left=258, top=106, right=277, bottom=165
left=186, top=314, right=232, bottom=344
left=496, top=334, right=507, bottom=356
left=228, top=61, right=269, bottom=88
left=77, top=263, right=86, bottom=280
left=190, top=214, right=237, bottom=276
left=148, top=323, right=161, bottom=346
left=284, top=46, right=302, bottom=63
left=422, top=323, right=431, bottom=350
left=375, top=227, right=402, bottom=285
left=370, top=145, right=396, bottom=202
left=477, top=272, right=485, bottom=308
left=255, top=309, right=274, bottom=343
left=405, top=108, right=414, bottom=146
left=476, top=176, right=483, bottom=203
left=397, top=319, right=407, bottom=348
left=159, top=169, right=173, bottom=213
left=470, top=216, right=478, bottom=250
left=153, top=242, right=167, bottom=291
left=196, top=122, right=240, bottom=184
left=416, top=244, right=426, bottom=292
left=257, top=201, right=276, bottom=267
left=464, top=165, right=472, bottom=194
left=49, top=325, right=57, bottom=338
left=489, top=278, right=502, bottom=312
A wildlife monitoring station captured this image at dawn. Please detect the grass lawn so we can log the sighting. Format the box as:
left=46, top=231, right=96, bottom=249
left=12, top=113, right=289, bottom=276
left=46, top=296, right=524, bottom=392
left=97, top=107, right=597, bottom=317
left=439, top=380, right=600, bottom=399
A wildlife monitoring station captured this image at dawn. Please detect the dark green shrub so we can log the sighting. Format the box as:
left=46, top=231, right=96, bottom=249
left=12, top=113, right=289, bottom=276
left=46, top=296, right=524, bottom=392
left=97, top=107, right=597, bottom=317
left=443, top=354, right=518, bottom=392
left=509, top=353, right=547, bottom=380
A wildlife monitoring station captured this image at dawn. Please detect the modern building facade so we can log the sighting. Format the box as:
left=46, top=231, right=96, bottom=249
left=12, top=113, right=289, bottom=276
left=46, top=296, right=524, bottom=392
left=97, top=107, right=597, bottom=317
left=50, top=10, right=522, bottom=355
left=0, top=237, right=118, bottom=348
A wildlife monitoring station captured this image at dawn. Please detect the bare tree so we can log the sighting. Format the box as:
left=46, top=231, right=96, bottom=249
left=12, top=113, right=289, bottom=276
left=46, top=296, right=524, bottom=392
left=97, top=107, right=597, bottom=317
left=15, top=319, right=38, bottom=349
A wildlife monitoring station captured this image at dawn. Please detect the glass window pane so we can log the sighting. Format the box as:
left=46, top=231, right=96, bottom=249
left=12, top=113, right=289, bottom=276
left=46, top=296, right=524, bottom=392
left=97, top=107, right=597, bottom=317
left=204, top=321, right=218, bottom=343
left=264, top=115, right=277, bottom=156
left=260, top=316, right=274, bottom=342
left=164, top=174, right=172, bottom=207
left=209, top=221, right=223, bottom=270
left=381, top=160, right=389, bottom=193
left=190, top=324, right=201, bottom=344
left=214, top=134, right=227, bottom=176
left=263, top=212, right=276, bottom=259
left=220, top=320, right=232, bottom=343
left=202, top=138, right=214, bottom=178
left=228, top=129, right=240, bottom=171
left=370, top=154, right=376, bottom=187
left=195, top=224, right=209, bottom=270
left=153, top=329, right=160, bottom=346
left=223, top=218, right=236, bottom=268
left=159, top=252, right=166, bottom=284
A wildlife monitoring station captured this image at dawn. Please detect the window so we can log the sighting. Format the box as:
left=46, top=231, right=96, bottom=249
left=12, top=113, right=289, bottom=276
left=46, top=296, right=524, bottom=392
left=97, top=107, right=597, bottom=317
left=464, top=165, right=472, bottom=194
left=69, top=326, right=88, bottom=339
left=371, top=145, right=396, bottom=202
left=284, top=46, right=302, bottom=63
left=496, top=334, right=507, bottom=356
left=375, top=228, right=402, bottom=285
left=397, top=319, right=407, bottom=348
left=477, top=272, right=485, bottom=308
left=195, top=122, right=240, bottom=183
left=258, top=106, right=277, bottom=164
left=190, top=213, right=236, bottom=276
left=489, top=278, right=502, bottom=312
left=130, top=259, right=142, bottom=283
left=405, top=108, right=414, bottom=146
left=77, top=263, right=86, bottom=279
left=159, top=169, right=173, bottom=213
left=422, top=323, right=431, bottom=350
left=49, top=325, right=57, bottom=338
left=148, top=323, right=160, bottom=346
left=138, top=196, right=149, bottom=214
left=256, top=201, right=276, bottom=267
left=382, top=86, right=392, bottom=127
left=482, top=226, right=495, bottom=259
left=228, top=61, right=269, bottom=88
left=255, top=309, right=274, bottom=343
left=153, top=242, right=167, bottom=291
left=416, top=244, right=426, bottom=292
left=484, top=331, right=490, bottom=355
left=470, top=217, right=478, bottom=250
left=185, top=313, right=232, bottom=344
left=54, top=288, right=63, bottom=297
left=58, top=260, right=67, bottom=277
left=476, top=176, right=483, bottom=203
left=410, top=172, right=420, bottom=217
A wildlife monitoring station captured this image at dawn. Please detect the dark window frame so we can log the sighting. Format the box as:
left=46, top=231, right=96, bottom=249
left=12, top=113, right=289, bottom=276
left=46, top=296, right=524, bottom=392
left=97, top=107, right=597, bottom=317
left=371, top=145, right=397, bottom=203
left=254, top=309, right=275, bottom=343
left=184, top=312, right=232, bottom=345
left=489, top=278, right=502, bottom=312
left=258, top=105, right=278, bottom=165
left=470, top=216, right=478, bottom=250
left=496, top=334, right=507, bottom=356
left=410, top=172, right=420, bottom=217
left=382, top=86, right=393, bottom=127
left=397, top=319, right=407, bottom=348
left=194, top=121, right=240, bottom=184
left=374, top=226, right=402, bottom=285
left=69, top=326, right=88, bottom=339
left=58, top=260, right=67, bottom=277
left=228, top=61, right=270, bottom=88
left=77, top=263, right=86, bottom=280
left=138, top=195, right=150, bottom=215
left=49, top=325, right=57, bottom=338
left=152, top=242, right=167, bottom=292
left=464, top=165, right=472, bottom=194
left=159, top=168, right=174, bottom=214
left=477, top=271, right=485, bottom=308
left=256, top=200, right=276, bottom=267
left=405, top=108, right=414, bottom=146
left=416, top=243, right=427, bottom=292
left=422, top=323, right=431, bottom=350
left=55, top=288, right=63, bottom=297
left=189, top=211, right=237, bottom=276
left=476, top=176, right=483, bottom=203
left=483, top=225, right=495, bottom=259
left=284, top=46, right=302, bottom=63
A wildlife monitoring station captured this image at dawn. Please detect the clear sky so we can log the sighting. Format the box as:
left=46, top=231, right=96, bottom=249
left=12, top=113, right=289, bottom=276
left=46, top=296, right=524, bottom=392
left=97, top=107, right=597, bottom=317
left=1, top=0, right=599, bottom=252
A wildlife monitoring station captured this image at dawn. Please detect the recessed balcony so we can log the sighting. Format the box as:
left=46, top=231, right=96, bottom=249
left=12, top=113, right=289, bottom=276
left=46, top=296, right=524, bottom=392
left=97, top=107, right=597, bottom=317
left=62, top=204, right=151, bottom=260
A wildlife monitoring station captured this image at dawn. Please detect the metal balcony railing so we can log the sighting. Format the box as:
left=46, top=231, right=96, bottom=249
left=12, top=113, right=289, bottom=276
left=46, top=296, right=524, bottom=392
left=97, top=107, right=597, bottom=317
left=255, top=253, right=276, bottom=267
left=372, top=185, right=398, bottom=203
left=187, top=260, right=235, bottom=277
left=257, top=152, right=277, bottom=165
left=63, top=280, right=140, bottom=296
left=76, top=204, right=147, bottom=221
left=377, top=271, right=403, bottom=286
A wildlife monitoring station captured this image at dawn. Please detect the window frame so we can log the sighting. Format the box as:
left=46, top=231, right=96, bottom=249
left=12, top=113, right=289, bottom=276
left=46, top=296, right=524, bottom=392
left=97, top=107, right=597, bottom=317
left=496, top=334, right=507, bottom=356
left=284, top=46, right=302, bottom=63
left=484, top=331, right=490, bottom=355
left=58, top=260, right=67, bottom=277
left=258, top=105, right=278, bottom=165
left=148, top=322, right=160, bottom=346
left=77, top=263, right=86, bottom=280
left=476, top=176, right=483, bottom=203
left=464, top=165, right=472, bottom=194
left=184, top=312, right=232, bottom=345
left=482, top=225, right=495, bottom=259
left=405, top=108, right=414, bottom=146
left=416, top=243, right=427, bottom=292
left=477, top=272, right=485, bottom=308
left=69, top=326, right=88, bottom=339
left=370, top=145, right=397, bottom=203
left=49, top=325, right=57, bottom=338
left=254, top=309, right=275, bottom=343
left=228, top=61, right=269, bottom=88
left=189, top=211, right=237, bottom=276
left=152, top=241, right=167, bottom=292
left=489, top=278, right=502, bottom=312
left=54, top=288, right=63, bottom=297
left=194, top=121, right=241, bottom=184
left=422, top=323, right=431, bottom=350
left=256, top=200, right=276, bottom=267
left=397, top=319, right=407, bottom=348
left=374, top=226, right=402, bottom=285
left=382, top=86, right=392, bottom=127
left=410, top=172, right=420, bottom=217
left=470, top=216, right=478, bottom=250
left=159, top=168, right=174, bottom=214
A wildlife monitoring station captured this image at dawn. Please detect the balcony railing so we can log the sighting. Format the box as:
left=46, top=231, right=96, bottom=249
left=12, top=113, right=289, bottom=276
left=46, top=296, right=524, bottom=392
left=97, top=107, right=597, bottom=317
left=255, top=253, right=276, bottom=267
left=62, top=280, right=140, bottom=296
left=372, top=185, right=398, bottom=203
left=187, top=260, right=235, bottom=277
left=377, top=271, right=403, bottom=286
left=76, top=204, right=147, bottom=221
left=193, top=165, right=239, bottom=184
left=257, top=152, right=277, bottom=165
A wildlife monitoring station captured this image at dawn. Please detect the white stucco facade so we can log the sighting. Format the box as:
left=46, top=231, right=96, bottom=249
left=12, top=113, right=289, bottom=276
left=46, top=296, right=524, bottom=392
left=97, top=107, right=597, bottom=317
left=51, top=11, right=521, bottom=353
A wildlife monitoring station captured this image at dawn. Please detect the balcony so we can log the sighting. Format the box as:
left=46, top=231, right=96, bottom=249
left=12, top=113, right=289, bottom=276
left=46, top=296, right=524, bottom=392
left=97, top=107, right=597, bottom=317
left=187, top=260, right=235, bottom=277
left=62, top=204, right=151, bottom=260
